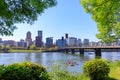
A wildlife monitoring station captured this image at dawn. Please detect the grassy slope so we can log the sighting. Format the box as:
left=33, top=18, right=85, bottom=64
left=48, top=61, right=120, bottom=80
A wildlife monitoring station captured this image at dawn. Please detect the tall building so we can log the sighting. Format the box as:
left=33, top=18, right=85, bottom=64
left=38, top=31, right=42, bottom=37
left=68, top=37, right=77, bottom=46
left=35, top=30, right=43, bottom=47
left=25, top=31, right=32, bottom=47
left=77, top=39, right=82, bottom=46
left=0, top=38, right=2, bottom=43
left=83, top=39, right=89, bottom=47
left=46, top=37, right=53, bottom=48
left=56, top=38, right=66, bottom=48
left=65, top=33, right=68, bottom=46
left=0, top=38, right=3, bottom=46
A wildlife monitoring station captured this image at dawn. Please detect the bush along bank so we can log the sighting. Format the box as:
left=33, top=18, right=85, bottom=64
left=83, top=59, right=110, bottom=80
left=0, top=62, right=51, bottom=80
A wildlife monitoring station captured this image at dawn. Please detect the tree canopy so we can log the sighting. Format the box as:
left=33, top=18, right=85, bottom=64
left=0, top=0, right=56, bottom=36
left=80, top=0, right=120, bottom=43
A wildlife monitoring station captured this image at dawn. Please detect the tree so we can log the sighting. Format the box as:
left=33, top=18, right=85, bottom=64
left=29, top=44, right=36, bottom=50
left=0, top=0, right=57, bottom=36
left=80, top=0, right=120, bottom=43
left=0, top=44, right=5, bottom=50
left=5, top=45, right=11, bottom=50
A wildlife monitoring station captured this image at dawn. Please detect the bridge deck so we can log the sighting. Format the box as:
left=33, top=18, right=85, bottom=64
left=61, top=46, right=120, bottom=49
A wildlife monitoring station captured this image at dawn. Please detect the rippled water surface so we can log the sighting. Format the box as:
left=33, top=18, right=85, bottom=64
left=0, top=52, right=120, bottom=73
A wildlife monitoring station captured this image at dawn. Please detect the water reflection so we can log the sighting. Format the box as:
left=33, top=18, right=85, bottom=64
left=0, top=52, right=120, bottom=73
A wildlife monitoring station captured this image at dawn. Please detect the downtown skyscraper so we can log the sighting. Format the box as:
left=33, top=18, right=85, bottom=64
left=25, top=31, right=32, bottom=47
left=35, top=30, right=43, bottom=47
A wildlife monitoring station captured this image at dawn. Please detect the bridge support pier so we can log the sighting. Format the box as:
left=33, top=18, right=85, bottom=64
left=65, top=49, right=69, bottom=53
left=94, top=49, right=101, bottom=57
left=79, top=49, right=84, bottom=55
left=71, top=49, right=75, bottom=54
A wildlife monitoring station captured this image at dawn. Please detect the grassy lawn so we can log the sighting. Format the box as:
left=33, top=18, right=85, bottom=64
left=109, top=61, right=120, bottom=80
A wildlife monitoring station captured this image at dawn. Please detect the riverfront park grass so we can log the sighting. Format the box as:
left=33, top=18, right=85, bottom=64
left=9, top=49, right=43, bottom=53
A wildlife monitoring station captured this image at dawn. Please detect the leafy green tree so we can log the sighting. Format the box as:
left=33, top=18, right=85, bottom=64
left=29, top=44, right=36, bottom=50
left=80, top=0, right=120, bottom=43
left=0, top=44, right=5, bottom=50
left=5, top=45, right=11, bottom=50
left=0, top=0, right=57, bottom=36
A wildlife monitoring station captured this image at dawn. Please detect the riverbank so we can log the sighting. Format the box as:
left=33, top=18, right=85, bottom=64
left=9, top=49, right=42, bottom=53
left=48, top=61, right=120, bottom=80
left=4, top=49, right=59, bottom=53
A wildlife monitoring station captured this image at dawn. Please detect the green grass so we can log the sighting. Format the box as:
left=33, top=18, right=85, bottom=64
left=47, top=61, right=120, bottom=80
left=109, top=61, right=120, bottom=80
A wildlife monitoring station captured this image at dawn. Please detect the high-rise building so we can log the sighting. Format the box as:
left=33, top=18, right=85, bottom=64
left=0, top=38, right=3, bottom=46
left=68, top=37, right=77, bottom=46
left=35, top=30, right=43, bottom=47
left=65, top=33, right=68, bottom=46
left=0, top=38, right=3, bottom=43
left=83, top=39, right=89, bottom=47
left=25, top=31, right=32, bottom=47
left=46, top=37, right=53, bottom=48
left=77, top=39, right=82, bottom=46
left=56, top=38, right=66, bottom=48
left=38, top=31, right=42, bottom=37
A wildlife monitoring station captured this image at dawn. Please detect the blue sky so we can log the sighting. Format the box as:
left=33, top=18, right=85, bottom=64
left=1, top=0, right=98, bottom=42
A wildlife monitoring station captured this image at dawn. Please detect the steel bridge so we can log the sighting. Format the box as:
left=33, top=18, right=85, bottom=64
left=59, top=46, right=120, bottom=56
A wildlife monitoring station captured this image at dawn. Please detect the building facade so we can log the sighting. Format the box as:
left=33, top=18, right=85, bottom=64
left=16, top=39, right=27, bottom=48
left=83, top=39, right=89, bottom=47
left=35, top=30, right=43, bottom=47
left=77, top=39, right=82, bottom=46
left=3, top=40, right=16, bottom=47
left=46, top=37, right=53, bottom=48
left=68, top=37, right=77, bottom=46
left=25, top=31, right=32, bottom=47
left=56, top=39, right=66, bottom=48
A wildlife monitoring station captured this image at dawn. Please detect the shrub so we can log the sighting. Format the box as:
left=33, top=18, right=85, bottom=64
left=0, top=62, right=51, bottom=80
left=83, top=59, right=110, bottom=80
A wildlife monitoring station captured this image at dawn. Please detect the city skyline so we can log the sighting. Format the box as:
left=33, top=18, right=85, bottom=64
left=0, top=0, right=98, bottom=42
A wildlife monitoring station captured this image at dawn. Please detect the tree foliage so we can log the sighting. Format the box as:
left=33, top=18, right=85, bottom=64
left=0, top=0, right=57, bottom=36
left=80, top=0, right=120, bottom=43
left=29, top=44, right=36, bottom=50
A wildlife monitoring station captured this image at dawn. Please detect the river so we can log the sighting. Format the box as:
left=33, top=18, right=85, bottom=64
left=0, top=52, right=120, bottom=73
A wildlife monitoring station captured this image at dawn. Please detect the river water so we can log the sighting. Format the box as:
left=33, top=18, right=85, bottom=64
left=0, top=52, right=120, bottom=73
